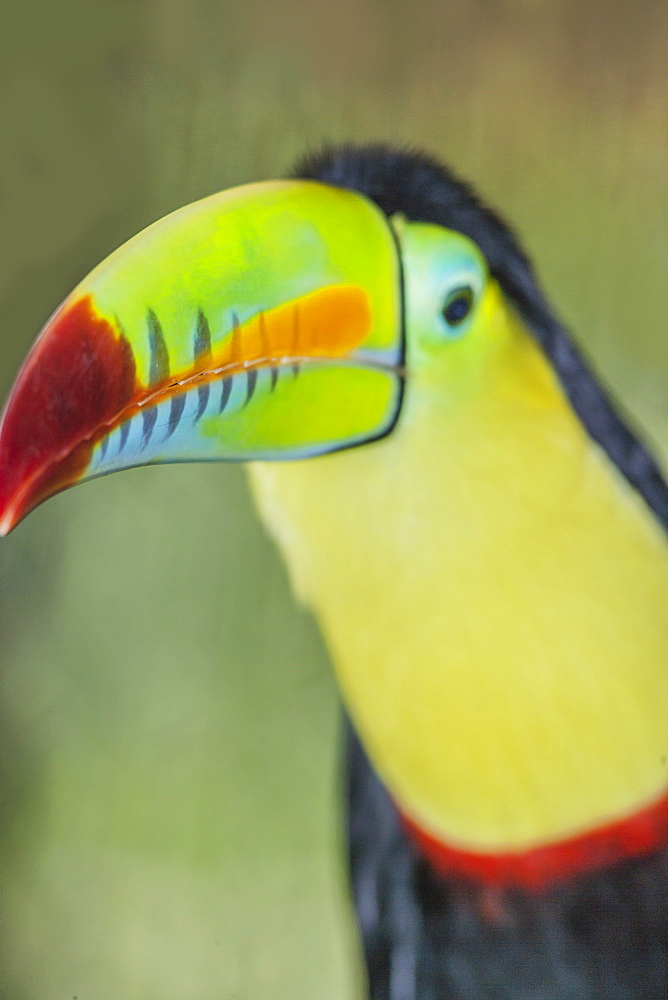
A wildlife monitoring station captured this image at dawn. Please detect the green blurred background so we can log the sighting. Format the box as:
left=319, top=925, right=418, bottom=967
left=1, top=2, right=666, bottom=997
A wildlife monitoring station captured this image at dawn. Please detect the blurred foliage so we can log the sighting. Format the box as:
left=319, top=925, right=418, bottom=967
left=0, top=1, right=666, bottom=997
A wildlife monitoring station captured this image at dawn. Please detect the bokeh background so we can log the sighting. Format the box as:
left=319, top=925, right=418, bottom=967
left=1, top=2, right=666, bottom=997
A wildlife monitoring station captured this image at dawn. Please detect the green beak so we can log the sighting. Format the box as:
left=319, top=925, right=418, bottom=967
left=0, top=180, right=403, bottom=534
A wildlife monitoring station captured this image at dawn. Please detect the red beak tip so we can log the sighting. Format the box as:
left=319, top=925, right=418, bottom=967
left=0, top=510, right=17, bottom=537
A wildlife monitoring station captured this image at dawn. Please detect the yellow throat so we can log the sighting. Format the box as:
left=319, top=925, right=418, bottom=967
left=249, top=221, right=668, bottom=854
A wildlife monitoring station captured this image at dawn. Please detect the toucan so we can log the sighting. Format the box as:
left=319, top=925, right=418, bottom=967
left=1, top=146, right=667, bottom=999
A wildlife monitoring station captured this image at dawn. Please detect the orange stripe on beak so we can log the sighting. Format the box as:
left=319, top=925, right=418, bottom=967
left=210, top=284, right=371, bottom=373
left=118, top=283, right=372, bottom=419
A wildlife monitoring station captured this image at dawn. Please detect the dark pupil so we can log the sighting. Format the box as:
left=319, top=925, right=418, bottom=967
left=443, top=287, right=473, bottom=326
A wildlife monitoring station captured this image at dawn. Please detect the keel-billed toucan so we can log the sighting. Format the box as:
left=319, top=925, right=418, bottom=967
left=1, top=146, right=667, bottom=998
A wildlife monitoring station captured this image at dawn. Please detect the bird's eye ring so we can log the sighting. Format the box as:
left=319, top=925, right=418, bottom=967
left=442, top=286, right=474, bottom=328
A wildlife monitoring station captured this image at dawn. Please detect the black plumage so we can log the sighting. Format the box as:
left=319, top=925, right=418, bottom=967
left=346, top=724, right=668, bottom=1000
left=293, top=146, right=668, bottom=999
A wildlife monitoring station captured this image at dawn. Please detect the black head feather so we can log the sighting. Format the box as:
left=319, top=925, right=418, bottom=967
left=293, top=144, right=668, bottom=528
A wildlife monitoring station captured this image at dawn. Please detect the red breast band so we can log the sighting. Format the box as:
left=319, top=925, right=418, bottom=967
left=402, top=787, right=668, bottom=891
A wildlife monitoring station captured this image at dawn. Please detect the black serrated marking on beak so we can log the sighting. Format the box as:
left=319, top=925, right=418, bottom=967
left=165, top=394, right=186, bottom=441
left=194, top=310, right=213, bottom=364
left=229, top=312, right=242, bottom=363
left=193, top=309, right=213, bottom=422
left=258, top=311, right=278, bottom=390
left=148, top=310, right=170, bottom=385
left=195, top=384, right=210, bottom=422
left=118, top=419, right=131, bottom=454
left=142, top=407, right=158, bottom=449
left=245, top=369, right=257, bottom=406
left=219, top=377, right=233, bottom=413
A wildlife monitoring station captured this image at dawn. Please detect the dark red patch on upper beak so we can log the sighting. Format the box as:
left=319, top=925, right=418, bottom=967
left=0, top=296, right=138, bottom=533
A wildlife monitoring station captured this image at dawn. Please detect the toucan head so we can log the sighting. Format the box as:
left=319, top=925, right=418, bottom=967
left=0, top=146, right=566, bottom=536
left=4, top=146, right=668, bottom=893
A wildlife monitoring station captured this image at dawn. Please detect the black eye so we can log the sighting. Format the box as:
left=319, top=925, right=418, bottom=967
left=442, top=286, right=474, bottom=327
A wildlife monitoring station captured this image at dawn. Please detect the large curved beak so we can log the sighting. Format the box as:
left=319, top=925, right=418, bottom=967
left=0, top=181, right=403, bottom=534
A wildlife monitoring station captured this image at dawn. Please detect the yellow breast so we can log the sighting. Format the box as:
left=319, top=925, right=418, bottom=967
left=249, top=288, right=668, bottom=853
